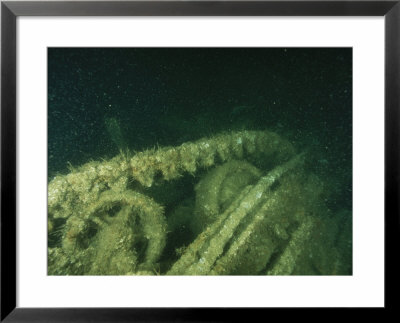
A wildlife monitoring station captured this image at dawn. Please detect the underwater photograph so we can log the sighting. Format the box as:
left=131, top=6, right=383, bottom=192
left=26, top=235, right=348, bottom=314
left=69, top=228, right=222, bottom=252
left=47, top=48, right=352, bottom=276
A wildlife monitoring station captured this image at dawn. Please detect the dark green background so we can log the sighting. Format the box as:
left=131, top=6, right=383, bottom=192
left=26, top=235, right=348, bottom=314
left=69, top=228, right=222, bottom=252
left=48, top=48, right=352, bottom=210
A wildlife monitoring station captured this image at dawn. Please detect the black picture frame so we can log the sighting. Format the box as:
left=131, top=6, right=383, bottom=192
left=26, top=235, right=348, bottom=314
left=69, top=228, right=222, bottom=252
left=1, top=0, right=398, bottom=321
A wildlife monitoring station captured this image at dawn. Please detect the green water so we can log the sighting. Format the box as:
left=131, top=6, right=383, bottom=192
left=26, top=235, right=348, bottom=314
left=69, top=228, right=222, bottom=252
left=48, top=48, right=352, bottom=275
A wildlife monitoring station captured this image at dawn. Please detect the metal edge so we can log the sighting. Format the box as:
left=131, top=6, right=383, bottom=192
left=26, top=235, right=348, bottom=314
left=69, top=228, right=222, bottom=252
left=384, top=0, right=400, bottom=312
left=3, top=1, right=398, bottom=16
left=1, top=2, right=17, bottom=322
